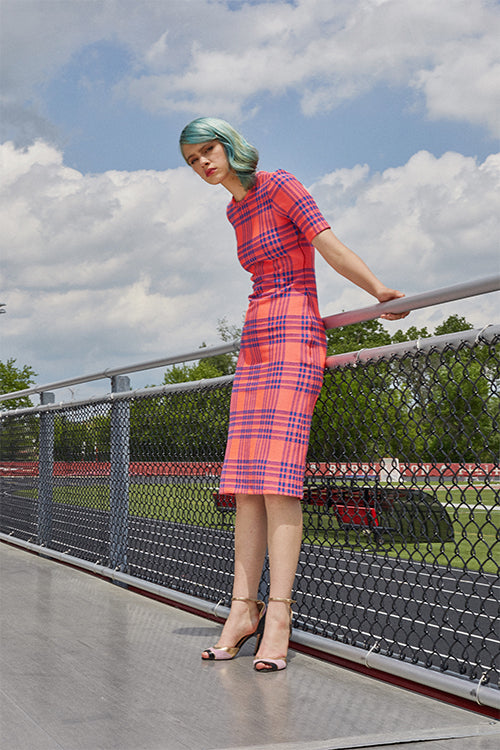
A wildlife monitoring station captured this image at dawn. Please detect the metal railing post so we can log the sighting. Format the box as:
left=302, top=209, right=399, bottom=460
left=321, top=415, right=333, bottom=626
left=38, top=391, right=55, bottom=547
left=110, top=376, right=130, bottom=572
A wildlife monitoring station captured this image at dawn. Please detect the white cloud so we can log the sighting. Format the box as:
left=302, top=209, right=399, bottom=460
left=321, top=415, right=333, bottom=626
left=119, top=0, right=500, bottom=135
left=0, top=139, right=244, bottom=387
left=2, top=0, right=500, bottom=140
left=2, top=140, right=498, bottom=395
left=413, top=34, right=500, bottom=136
left=312, top=150, right=500, bottom=325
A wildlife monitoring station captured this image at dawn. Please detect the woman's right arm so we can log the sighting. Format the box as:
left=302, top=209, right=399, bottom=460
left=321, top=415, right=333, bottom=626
left=312, top=229, right=408, bottom=321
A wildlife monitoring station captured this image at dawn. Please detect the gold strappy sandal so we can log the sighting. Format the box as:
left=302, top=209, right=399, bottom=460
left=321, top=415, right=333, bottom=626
left=202, top=597, right=266, bottom=661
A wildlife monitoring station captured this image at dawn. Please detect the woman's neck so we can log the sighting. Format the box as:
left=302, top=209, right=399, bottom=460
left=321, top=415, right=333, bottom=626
left=222, top=172, right=249, bottom=202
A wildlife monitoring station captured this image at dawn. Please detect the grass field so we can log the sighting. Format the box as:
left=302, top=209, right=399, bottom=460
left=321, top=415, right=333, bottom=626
left=14, top=480, right=499, bottom=574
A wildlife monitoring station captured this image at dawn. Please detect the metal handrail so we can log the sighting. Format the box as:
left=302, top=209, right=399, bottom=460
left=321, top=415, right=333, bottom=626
left=0, top=341, right=240, bottom=403
left=1, top=274, right=498, bottom=404
left=322, top=275, right=499, bottom=329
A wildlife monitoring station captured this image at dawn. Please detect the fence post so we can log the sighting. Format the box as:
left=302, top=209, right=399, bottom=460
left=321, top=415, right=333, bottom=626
left=110, top=375, right=130, bottom=572
left=38, top=392, right=55, bottom=547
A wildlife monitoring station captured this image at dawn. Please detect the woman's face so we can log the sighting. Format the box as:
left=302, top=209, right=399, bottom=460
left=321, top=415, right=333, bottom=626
left=182, top=140, right=232, bottom=185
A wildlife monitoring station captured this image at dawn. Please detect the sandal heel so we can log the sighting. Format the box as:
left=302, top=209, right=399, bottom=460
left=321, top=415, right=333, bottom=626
left=253, top=613, right=266, bottom=655
left=202, top=597, right=266, bottom=661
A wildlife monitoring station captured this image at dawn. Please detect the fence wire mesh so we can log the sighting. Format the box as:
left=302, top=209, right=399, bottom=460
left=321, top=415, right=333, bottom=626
left=0, top=328, right=498, bottom=692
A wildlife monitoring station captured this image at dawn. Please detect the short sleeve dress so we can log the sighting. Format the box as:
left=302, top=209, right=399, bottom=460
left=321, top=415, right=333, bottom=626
left=218, top=170, right=330, bottom=499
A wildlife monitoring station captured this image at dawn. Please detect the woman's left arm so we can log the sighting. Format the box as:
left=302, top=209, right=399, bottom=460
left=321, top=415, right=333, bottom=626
left=312, top=228, right=409, bottom=321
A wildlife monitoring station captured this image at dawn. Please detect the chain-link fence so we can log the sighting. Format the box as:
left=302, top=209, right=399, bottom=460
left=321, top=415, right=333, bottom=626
left=1, top=325, right=498, bottom=699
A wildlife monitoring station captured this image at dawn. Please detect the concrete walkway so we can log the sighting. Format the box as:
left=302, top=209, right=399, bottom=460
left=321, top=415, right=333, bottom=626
left=1, top=542, right=498, bottom=750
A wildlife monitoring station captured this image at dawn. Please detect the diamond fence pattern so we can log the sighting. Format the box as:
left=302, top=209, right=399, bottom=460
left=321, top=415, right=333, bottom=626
left=0, top=327, right=498, bottom=691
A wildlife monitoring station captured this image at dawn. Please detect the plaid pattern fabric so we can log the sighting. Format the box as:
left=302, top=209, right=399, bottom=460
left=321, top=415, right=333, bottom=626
left=219, top=171, right=330, bottom=499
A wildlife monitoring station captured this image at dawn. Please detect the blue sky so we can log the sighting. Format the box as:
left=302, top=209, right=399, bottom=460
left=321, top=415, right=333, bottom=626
left=1, top=0, right=499, bottom=399
left=36, top=37, right=496, bottom=178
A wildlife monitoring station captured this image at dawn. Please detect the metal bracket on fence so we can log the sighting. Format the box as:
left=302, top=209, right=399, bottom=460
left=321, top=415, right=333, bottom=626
left=475, top=671, right=490, bottom=705
left=364, top=638, right=381, bottom=668
left=475, top=324, right=492, bottom=344
left=213, top=599, right=225, bottom=619
left=355, top=349, right=366, bottom=366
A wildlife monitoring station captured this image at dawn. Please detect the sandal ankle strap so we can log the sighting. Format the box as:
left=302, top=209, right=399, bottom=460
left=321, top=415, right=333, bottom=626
left=268, top=597, right=296, bottom=605
left=232, top=596, right=264, bottom=604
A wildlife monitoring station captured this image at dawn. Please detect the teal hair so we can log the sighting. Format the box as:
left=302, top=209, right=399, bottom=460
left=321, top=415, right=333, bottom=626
left=179, top=117, right=259, bottom=190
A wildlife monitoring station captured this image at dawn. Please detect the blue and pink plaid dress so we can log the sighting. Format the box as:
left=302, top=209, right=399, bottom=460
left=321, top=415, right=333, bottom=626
left=219, top=170, right=330, bottom=499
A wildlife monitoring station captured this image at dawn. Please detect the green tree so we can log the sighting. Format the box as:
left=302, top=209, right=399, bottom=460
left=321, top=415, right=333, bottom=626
left=163, top=317, right=241, bottom=385
left=434, top=315, right=474, bottom=336
left=387, top=315, right=497, bottom=462
left=130, top=385, right=231, bottom=462
left=325, top=319, right=391, bottom=355
left=0, top=360, right=39, bottom=460
left=391, top=325, right=430, bottom=343
left=163, top=359, right=224, bottom=385
left=53, top=415, right=92, bottom=461
left=131, top=318, right=241, bottom=460
left=421, top=351, right=498, bottom=461
left=309, top=314, right=495, bottom=465
left=418, top=315, right=497, bottom=461
left=309, top=320, right=394, bottom=462
left=209, top=316, right=242, bottom=374
left=0, top=359, right=37, bottom=410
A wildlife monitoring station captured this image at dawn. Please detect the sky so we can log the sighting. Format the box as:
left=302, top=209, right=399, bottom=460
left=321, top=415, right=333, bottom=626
left=1, top=0, right=499, bottom=402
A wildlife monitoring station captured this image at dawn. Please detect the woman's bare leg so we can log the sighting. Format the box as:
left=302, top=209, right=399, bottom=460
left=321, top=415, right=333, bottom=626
left=202, top=494, right=267, bottom=654
left=254, top=494, right=302, bottom=666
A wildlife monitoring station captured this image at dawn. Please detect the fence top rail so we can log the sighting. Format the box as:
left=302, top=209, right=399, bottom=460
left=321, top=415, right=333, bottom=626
left=0, top=374, right=236, bottom=417
left=325, top=323, right=500, bottom=369
left=2, top=325, right=498, bottom=418
left=0, top=274, right=498, bottom=405
left=0, top=341, right=240, bottom=404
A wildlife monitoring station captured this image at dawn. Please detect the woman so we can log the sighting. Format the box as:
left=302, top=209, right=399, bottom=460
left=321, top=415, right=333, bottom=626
left=180, top=117, right=407, bottom=672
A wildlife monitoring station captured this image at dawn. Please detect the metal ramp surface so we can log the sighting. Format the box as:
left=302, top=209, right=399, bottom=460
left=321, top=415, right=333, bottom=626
left=1, top=543, right=498, bottom=750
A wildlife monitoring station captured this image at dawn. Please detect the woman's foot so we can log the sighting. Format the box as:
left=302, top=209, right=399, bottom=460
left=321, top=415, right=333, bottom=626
left=202, top=597, right=265, bottom=660
left=253, top=597, right=294, bottom=672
